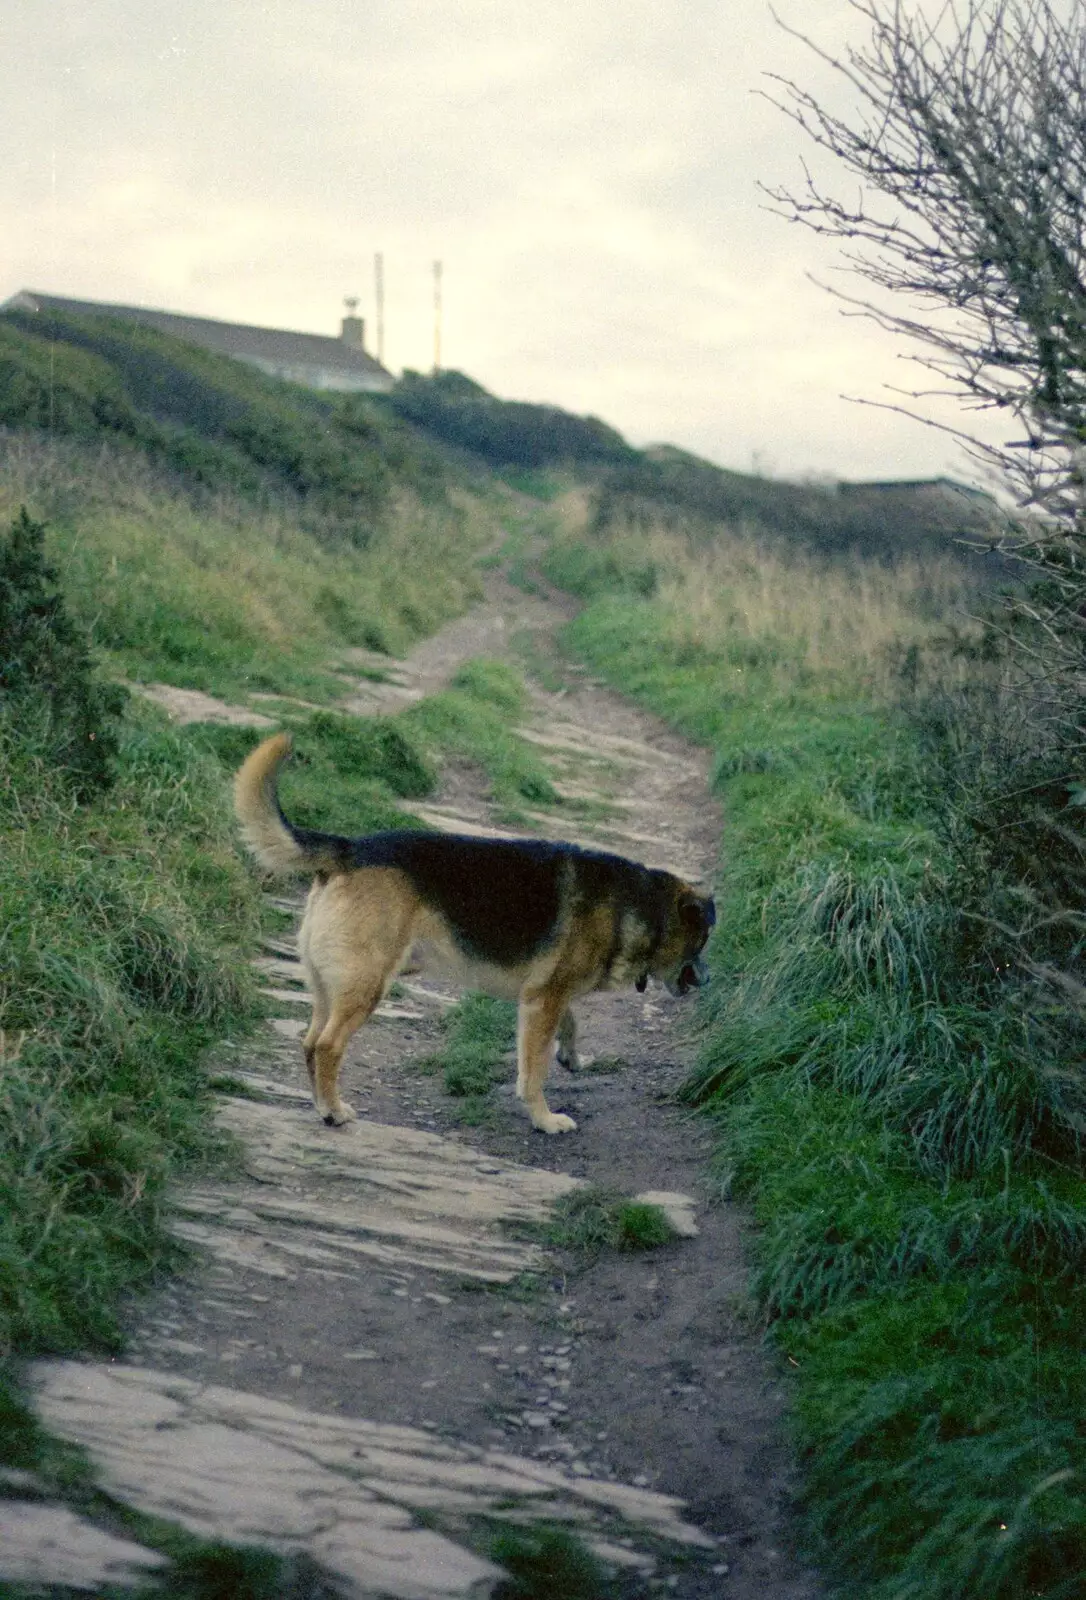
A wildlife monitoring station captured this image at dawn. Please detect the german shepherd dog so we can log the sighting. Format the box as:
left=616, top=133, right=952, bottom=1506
left=235, top=733, right=715, bottom=1134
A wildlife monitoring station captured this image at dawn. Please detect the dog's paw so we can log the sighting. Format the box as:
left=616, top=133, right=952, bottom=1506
left=320, top=1099, right=356, bottom=1127
left=555, top=1048, right=579, bottom=1072
left=534, top=1111, right=578, bottom=1135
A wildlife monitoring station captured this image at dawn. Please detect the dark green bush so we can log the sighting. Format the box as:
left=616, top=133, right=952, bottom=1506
left=0, top=507, right=126, bottom=797
left=386, top=368, right=635, bottom=470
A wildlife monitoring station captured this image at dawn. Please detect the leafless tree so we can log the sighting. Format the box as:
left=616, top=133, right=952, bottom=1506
left=764, top=0, right=1086, bottom=713
left=764, top=0, right=1086, bottom=990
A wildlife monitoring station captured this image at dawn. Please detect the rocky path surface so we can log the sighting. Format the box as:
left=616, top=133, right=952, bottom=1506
left=9, top=575, right=820, bottom=1598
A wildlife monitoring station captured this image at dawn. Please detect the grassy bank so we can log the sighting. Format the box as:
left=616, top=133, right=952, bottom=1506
left=0, top=703, right=263, bottom=1362
left=543, top=511, right=1086, bottom=1598
left=0, top=431, right=502, bottom=702
left=1, top=637, right=556, bottom=1371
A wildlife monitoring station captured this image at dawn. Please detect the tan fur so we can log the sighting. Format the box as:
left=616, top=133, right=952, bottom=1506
left=234, top=732, right=305, bottom=875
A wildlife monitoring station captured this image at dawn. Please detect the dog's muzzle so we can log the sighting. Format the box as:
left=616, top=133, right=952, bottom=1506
left=666, top=955, right=710, bottom=998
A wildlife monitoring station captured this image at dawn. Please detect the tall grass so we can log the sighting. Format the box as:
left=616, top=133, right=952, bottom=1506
left=545, top=507, right=986, bottom=702
left=0, top=431, right=497, bottom=699
left=544, top=500, right=1086, bottom=1598
left=0, top=704, right=262, bottom=1358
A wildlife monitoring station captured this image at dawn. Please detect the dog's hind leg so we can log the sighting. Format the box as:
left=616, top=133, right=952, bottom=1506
left=556, top=1007, right=579, bottom=1071
left=301, top=871, right=417, bottom=1126
left=517, top=985, right=578, bottom=1134
left=310, top=978, right=387, bottom=1126
left=301, top=967, right=331, bottom=1094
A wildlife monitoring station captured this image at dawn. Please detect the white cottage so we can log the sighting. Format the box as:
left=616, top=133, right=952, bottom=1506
left=2, top=290, right=394, bottom=394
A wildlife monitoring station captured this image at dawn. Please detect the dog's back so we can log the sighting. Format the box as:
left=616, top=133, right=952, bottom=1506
left=234, top=733, right=677, bottom=973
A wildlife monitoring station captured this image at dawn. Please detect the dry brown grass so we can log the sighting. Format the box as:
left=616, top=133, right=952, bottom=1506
left=573, top=506, right=989, bottom=700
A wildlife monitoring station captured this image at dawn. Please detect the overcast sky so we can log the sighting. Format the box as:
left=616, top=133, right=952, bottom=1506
left=3, top=1, right=983, bottom=482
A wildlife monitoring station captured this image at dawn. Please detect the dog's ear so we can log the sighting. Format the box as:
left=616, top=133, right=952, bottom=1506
left=678, top=890, right=715, bottom=940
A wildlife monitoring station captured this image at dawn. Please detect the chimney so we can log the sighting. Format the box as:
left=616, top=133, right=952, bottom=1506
left=341, top=296, right=365, bottom=350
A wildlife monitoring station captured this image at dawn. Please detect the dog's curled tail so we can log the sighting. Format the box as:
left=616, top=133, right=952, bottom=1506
left=234, top=732, right=319, bottom=876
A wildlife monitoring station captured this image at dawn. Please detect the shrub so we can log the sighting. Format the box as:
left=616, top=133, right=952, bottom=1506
left=0, top=507, right=125, bottom=796
left=386, top=368, right=634, bottom=470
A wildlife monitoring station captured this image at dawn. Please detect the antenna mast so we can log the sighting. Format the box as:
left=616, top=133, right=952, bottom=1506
left=433, top=259, right=443, bottom=373
left=374, top=252, right=385, bottom=367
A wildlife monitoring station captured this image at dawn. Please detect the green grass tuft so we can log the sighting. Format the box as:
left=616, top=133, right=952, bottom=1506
left=611, top=1200, right=678, bottom=1250
left=547, top=1187, right=677, bottom=1255
left=403, top=659, right=559, bottom=809
left=438, top=995, right=517, bottom=1099
left=450, top=658, right=528, bottom=718
left=488, top=1523, right=616, bottom=1600
left=303, top=710, right=437, bottom=797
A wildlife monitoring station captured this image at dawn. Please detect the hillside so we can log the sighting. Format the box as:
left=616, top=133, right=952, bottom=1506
left=0, top=304, right=445, bottom=537
left=0, top=311, right=516, bottom=699
left=1, top=302, right=1007, bottom=574
left=379, top=366, right=1006, bottom=569
left=599, top=444, right=1007, bottom=567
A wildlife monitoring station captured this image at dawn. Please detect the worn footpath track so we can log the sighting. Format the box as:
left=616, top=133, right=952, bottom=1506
left=13, top=575, right=820, bottom=1598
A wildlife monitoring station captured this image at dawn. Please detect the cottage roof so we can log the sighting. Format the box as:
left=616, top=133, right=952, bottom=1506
left=2, top=290, right=392, bottom=383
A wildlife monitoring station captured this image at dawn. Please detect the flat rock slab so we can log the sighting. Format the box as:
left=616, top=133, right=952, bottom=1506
left=634, top=1190, right=700, bottom=1238
left=172, top=1092, right=584, bottom=1284
left=0, top=1500, right=166, bottom=1590
left=32, top=1361, right=713, bottom=1598
left=133, top=683, right=276, bottom=727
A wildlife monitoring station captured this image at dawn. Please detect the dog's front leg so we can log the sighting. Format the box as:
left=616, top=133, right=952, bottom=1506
left=517, top=986, right=577, bottom=1134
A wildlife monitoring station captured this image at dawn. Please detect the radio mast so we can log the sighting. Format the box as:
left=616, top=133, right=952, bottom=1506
left=433, top=259, right=443, bottom=373
left=374, top=252, right=385, bottom=367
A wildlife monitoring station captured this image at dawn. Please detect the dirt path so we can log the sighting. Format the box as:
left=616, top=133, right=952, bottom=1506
left=22, top=575, right=820, bottom=1599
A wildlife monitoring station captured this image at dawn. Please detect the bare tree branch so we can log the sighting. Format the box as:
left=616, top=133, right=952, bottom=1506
left=765, top=0, right=1086, bottom=995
